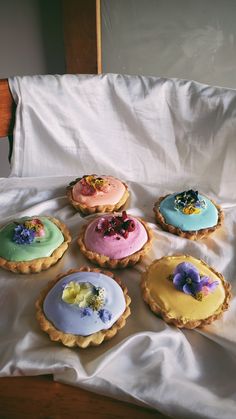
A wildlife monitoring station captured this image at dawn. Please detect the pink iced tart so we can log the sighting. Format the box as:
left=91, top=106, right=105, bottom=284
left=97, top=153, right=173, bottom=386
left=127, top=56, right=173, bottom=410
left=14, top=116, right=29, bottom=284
left=78, top=211, right=153, bottom=269
left=67, top=175, right=129, bottom=214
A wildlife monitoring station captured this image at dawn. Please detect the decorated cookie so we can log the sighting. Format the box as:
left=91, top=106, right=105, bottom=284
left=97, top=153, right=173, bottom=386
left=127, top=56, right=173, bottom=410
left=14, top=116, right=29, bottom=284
left=78, top=211, right=153, bottom=269
left=0, top=216, right=71, bottom=274
left=141, top=255, right=231, bottom=328
left=67, top=174, right=129, bottom=214
left=35, top=266, right=131, bottom=348
left=153, top=190, right=223, bottom=240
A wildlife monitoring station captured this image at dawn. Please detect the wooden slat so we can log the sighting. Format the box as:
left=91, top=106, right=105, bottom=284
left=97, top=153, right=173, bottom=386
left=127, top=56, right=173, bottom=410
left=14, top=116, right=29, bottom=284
left=0, top=79, right=15, bottom=139
left=0, top=375, right=167, bottom=419
left=62, top=0, right=100, bottom=74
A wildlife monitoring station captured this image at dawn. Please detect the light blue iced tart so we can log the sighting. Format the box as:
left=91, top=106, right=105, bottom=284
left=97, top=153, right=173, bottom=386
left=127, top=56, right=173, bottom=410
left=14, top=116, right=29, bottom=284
left=35, top=266, right=131, bottom=348
left=0, top=216, right=71, bottom=273
left=153, top=190, right=223, bottom=240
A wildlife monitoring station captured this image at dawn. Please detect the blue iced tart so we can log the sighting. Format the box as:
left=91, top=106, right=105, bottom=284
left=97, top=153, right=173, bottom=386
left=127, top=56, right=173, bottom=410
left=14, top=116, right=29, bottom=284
left=36, top=267, right=131, bottom=348
left=153, top=190, right=223, bottom=240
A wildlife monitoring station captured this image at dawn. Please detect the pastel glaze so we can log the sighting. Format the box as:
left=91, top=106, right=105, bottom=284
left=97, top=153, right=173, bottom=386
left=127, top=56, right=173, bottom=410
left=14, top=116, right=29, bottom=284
left=84, top=215, right=148, bottom=259
left=146, top=255, right=225, bottom=322
left=0, top=217, right=64, bottom=261
left=43, top=271, right=126, bottom=336
left=72, top=176, right=126, bottom=206
left=159, top=193, right=218, bottom=231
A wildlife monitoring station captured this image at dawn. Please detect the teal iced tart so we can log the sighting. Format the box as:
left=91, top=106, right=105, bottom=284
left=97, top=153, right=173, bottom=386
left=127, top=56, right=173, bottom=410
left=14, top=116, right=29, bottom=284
left=153, top=190, right=223, bottom=240
left=35, top=266, right=131, bottom=348
left=0, top=216, right=71, bottom=273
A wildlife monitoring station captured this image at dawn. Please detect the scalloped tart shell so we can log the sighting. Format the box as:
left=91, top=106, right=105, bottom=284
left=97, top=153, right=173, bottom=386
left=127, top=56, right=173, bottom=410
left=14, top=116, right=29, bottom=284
left=0, top=216, right=71, bottom=274
left=141, top=255, right=231, bottom=329
left=77, top=215, right=153, bottom=269
left=153, top=195, right=224, bottom=240
left=35, top=266, right=131, bottom=348
left=67, top=177, right=130, bottom=214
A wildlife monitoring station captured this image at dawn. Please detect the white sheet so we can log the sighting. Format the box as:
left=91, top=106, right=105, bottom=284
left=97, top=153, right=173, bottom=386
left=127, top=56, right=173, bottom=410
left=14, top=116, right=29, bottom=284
left=1, top=74, right=236, bottom=419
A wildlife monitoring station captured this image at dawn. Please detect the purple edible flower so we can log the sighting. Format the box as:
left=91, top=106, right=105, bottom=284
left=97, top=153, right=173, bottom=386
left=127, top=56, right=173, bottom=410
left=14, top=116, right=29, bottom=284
left=200, top=276, right=219, bottom=294
left=13, top=224, right=36, bottom=245
left=173, top=262, right=203, bottom=296
left=98, top=309, right=112, bottom=323
left=172, top=262, right=219, bottom=298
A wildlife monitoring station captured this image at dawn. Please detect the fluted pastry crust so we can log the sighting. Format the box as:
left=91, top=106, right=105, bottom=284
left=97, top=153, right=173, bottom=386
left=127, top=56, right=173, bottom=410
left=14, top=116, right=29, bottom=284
left=35, top=266, right=131, bottom=348
left=141, top=255, right=232, bottom=329
left=77, top=216, right=153, bottom=269
left=0, top=216, right=71, bottom=274
left=153, top=195, right=224, bottom=240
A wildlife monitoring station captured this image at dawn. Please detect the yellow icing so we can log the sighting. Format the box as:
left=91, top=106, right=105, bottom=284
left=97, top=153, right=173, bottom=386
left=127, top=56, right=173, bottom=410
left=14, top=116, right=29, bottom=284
left=146, top=255, right=225, bottom=321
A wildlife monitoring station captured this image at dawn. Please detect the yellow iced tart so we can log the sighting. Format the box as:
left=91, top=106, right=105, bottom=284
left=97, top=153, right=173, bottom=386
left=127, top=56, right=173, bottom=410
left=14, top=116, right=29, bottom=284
left=141, top=255, right=231, bottom=328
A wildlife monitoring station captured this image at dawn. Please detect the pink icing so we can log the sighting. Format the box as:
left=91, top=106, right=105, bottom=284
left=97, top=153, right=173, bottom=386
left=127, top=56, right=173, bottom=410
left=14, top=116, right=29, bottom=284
left=72, top=176, right=126, bottom=206
left=84, top=215, right=148, bottom=259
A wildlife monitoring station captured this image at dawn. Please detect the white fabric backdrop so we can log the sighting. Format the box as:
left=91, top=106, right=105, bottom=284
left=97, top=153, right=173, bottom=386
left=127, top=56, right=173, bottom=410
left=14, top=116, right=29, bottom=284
left=0, top=74, right=236, bottom=418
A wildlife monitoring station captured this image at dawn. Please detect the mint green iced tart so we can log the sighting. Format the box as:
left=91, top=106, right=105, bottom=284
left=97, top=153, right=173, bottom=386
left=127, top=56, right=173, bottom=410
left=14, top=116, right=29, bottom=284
left=0, top=216, right=71, bottom=273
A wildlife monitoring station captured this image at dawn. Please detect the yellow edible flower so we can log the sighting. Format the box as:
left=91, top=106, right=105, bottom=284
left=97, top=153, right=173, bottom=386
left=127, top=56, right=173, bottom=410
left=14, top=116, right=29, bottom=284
left=182, top=206, right=201, bottom=215
left=62, top=281, right=94, bottom=307
left=85, top=175, right=108, bottom=190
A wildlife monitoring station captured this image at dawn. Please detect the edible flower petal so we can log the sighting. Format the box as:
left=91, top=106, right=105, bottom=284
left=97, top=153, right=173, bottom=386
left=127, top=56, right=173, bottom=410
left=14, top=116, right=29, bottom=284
left=95, top=211, right=135, bottom=239
left=172, top=262, right=218, bottom=299
left=98, top=308, right=112, bottom=323
left=174, top=190, right=206, bottom=215
left=13, top=224, right=36, bottom=245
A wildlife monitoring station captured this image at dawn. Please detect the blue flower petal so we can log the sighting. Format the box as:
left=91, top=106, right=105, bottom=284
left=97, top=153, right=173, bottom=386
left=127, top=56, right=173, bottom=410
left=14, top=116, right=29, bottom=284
left=200, top=276, right=210, bottom=286
left=207, top=280, right=219, bottom=291
left=183, top=283, right=194, bottom=295
left=173, top=273, right=186, bottom=290
left=187, top=268, right=200, bottom=283
left=174, top=262, right=199, bottom=277
left=191, top=281, right=203, bottom=294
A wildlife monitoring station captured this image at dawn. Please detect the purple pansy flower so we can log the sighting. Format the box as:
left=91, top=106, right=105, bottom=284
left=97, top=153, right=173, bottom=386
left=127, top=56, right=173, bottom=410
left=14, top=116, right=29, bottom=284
left=172, top=262, right=218, bottom=298
left=98, top=309, right=112, bottom=323
left=13, top=224, right=36, bottom=245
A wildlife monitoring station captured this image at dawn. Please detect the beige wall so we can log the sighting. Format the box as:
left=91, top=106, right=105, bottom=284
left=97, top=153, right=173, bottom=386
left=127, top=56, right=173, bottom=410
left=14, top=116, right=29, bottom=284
left=102, top=0, right=236, bottom=88
left=0, top=0, right=65, bottom=177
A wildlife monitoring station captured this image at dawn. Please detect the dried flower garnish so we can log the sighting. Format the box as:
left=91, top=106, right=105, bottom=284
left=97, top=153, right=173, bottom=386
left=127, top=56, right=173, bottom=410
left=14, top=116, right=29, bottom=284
left=24, top=219, right=45, bottom=237
left=174, top=190, right=206, bottom=215
left=171, top=262, right=219, bottom=300
left=95, top=211, right=135, bottom=239
left=79, top=175, right=109, bottom=196
left=13, top=218, right=45, bottom=245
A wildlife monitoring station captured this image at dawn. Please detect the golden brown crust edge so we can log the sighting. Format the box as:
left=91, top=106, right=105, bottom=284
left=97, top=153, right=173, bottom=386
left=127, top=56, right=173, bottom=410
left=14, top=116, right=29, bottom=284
left=141, top=255, right=232, bottom=329
left=77, top=216, right=153, bottom=269
left=153, top=195, right=224, bottom=240
left=66, top=178, right=130, bottom=214
left=0, top=216, right=71, bottom=274
left=35, top=266, right=131, bottom=348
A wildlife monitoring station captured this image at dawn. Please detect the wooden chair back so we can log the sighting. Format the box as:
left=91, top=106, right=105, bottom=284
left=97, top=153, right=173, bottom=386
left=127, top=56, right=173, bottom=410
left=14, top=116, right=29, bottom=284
left=0, top=79, right=15, bottom=139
